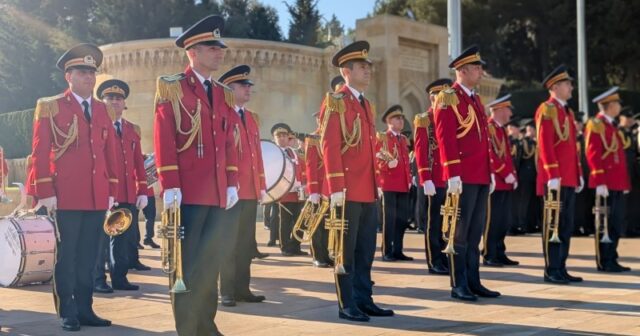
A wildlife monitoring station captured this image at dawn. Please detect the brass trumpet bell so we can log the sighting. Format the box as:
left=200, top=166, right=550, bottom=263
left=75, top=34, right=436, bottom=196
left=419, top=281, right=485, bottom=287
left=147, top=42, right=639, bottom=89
left=104, top=208, right=133, bottom=237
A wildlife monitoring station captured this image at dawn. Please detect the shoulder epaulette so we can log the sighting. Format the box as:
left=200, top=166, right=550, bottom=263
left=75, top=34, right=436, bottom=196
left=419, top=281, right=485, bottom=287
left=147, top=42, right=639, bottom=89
left=322, top=92, right=346, bottom=114
left=487, top=122, right=496, bottom=137
left=413, top=112, right=429, bottom=128
left=305, top=135, right=320, bottom=147
left=586, top=118, right=604, bottom=135
left=131, top=122, right=141, bottom=137
left=370, top=102, right=377, bottom=121
left=155, top=73, right=185, bottom=105
left=33, top=94, right=63, bottom=120
left=214, top=80, right=235, bottom=108
left=435, top=88, right=459, bottom=108
left=541, top=102, right=557, bottom=120
left=248, top=111, right=260, bottom=128
left=376, top=131, right=387, bottom=142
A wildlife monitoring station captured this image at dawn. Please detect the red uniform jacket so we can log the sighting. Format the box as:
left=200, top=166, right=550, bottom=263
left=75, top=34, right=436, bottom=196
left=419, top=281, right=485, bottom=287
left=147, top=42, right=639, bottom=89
left=25, top=155, right=35, bottom=197
left=585, top=113, right=630, bottom=191
left=146, top=185, right=155, bottom=197
left=228, top=108, right=266, bottom=200
left=376, top=130, right=411, bottom=192
left=279, top=147, right=305, bottom=203
left=433, top=83, right=491, bottom=185
left=305, top=135, right=328, bottom=197
left=31, top=90, right=118, bottom=210
left=154, top=67, right=239, bottom=207
left=0, top=157, right=8, bottom=188
left=488, top=118, right=517, bottom=191
left=414, top=109, right=445, bottom=188
left=113, top=119, right=147, bottom=204
left=320, top=86, right=378, bottom=202
left=535, top=98, right=581, bottom=195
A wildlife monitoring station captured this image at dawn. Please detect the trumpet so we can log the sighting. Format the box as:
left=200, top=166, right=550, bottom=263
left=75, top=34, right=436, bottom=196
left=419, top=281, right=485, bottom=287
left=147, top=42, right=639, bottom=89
left=103, top=208, right=132, bottom=237
left=158, top=196, right=188, bottom=293
left=593, top=195, right=612, bottom=244
left=144, top=153, right=158, bottom=186
left=293, top=197, right=330, bottom=243
left=326, top=189, right=348, bottom=275
left=440, top=192, right=460, bottom=255
left=543, top=188, right=562, bottom=244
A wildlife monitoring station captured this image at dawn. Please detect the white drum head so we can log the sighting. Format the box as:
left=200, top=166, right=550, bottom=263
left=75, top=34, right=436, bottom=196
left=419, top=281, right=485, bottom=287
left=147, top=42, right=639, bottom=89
left=261, top=140, right=286, bottom=190
left=0, top=218, right=22, bottom=286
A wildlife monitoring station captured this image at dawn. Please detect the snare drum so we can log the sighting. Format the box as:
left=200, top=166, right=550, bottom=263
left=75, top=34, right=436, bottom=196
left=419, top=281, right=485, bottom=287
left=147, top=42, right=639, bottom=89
left=0, top=215, right=55, bottom=287
left=261, top=140, right=296, bottom=203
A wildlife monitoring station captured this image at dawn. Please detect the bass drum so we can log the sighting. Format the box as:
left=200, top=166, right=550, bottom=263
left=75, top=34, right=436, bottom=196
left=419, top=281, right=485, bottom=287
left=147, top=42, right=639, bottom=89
left=261, top=140, right=295, bottom=204
left=0, top=215, right=55, bottom=287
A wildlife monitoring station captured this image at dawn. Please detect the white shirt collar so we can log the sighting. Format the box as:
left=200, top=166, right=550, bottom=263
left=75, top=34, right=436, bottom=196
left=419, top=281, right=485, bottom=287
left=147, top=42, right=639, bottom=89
left=458, top=82, right=474, bottom=97
left=346, top=84, right=363, bottom=99
left=600, top=112, right=614, bottom=124
left=389, top=129, right=400, bottom=137
left=192, top=69, right=212, bottom=88
left=234, top=105, right=245, bottom=113
left=553, top=97, right=568, bottom=106
left=493, top=118, right=503, bottom=127
left=114, top=117, right=122, bottom=125
left=71, top=91, right=92, bottom=107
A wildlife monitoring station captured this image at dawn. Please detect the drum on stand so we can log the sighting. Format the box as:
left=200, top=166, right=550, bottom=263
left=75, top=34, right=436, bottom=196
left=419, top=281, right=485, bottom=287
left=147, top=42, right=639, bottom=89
left=0, top=215, right=55, bottom=287
left=260, top=140, right=296, bottom=204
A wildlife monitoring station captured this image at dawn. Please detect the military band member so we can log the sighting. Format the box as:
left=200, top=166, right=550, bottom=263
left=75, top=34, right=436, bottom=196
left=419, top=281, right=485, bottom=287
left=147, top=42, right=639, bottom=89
left=517, top=120, right=540, bottom=233
left=142, top=178, right=160, bottom=248
left=483, top=94, right=519, bottom=267
left=377, top=105, right=413, bottom=262
left=433, top=45, right=500, bottom=301
left=95, top=79, right=149, bottom=292
left=153, top=15, right=240, bottom=335
left=535, top=65, right=584, bottom=284
left=618, top=107, right=640, bottom=236
left=586, top=87, right=631, bottom=272
left=414, top=78, right=451, bottom=275
left=320, top=40, right=394, bottom=321
left=218, top=65, right=268, bottom=306
left=272, top=123, right=308, bottom=256
left=32, top=43, right=117, bottom=331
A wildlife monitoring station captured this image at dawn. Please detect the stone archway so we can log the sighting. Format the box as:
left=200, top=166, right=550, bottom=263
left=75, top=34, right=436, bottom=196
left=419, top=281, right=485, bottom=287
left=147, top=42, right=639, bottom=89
left=399, top=83, right=425, bottom=120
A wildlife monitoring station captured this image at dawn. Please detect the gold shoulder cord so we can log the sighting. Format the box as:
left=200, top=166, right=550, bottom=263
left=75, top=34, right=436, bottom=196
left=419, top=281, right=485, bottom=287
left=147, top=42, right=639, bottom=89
left=319, top=92, right=361, bottom=154
left=35, top=96, right=78, bottom=161
left=522, top=138, right=535, bottom=159
left=619, top=130, right=631, bottom=150
left=488, top=124, right=506, bottom=158
left=586, top=118, right=618, bottom=162
left=435, top=88, right=481, bottom=141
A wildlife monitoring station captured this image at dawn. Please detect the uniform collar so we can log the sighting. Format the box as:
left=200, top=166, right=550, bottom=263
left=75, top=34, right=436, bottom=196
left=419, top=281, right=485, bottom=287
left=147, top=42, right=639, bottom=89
left=191, top=68, right=212, bottom=88
left=552, top=96, right=567, bottom=107
left=71, top=91, right=92, bottom=106
left=599, top=112, right=614, bottom=124
left=346, top=84, right=363, bottom=99
left=458, top=82, right=474, bottom=97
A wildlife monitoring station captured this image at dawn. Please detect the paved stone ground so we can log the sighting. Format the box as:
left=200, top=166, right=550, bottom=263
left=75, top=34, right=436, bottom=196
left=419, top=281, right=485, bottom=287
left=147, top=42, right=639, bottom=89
left=1, top=222, right=639, bottom=335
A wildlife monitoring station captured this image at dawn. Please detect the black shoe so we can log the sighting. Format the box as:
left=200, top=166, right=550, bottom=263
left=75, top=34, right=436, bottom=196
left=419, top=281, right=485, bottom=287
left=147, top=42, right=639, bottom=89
left=562, top=270, right=583, bottom=282
left=267, top=240, right=277, bottom=247
left=499, top=256, right=519, bottom=266
left=112, top=281, right=139, bottom=291
left=417, top=228, right=425, bottom=234
left=357, top=302, right=394, bottom=316
left=132, top=262, right=151, bottom=271
left=451, top=286, right=477, bottom=301
left=292, top=250, right=309, bottom=256
left=614, top=262, right=631, bottom=272
left=78, top=312, right=111, bottom=327
left=428, top=264, right=449, bottom=275
left=338, top=307, right=370, bottom=322
left=313, top=260, right=330, bottom=268
left=282, top=251, right=295, bottom=257
left=544, top=273, right=570, bottom=284
left=470, top=285, right=501, bottom=298
left=483, top=258, right=504, bottom=267
left=61, top=317, right=80, bottom=331
left=137, top=243, right=144, bottom=250
left=382, top=255, right=397, bottom=262
left=236, top=293, right=265, bottom=303
left=253, top=251, right=270, bottom=259
left=143, top=239, right=160, bottom=249
left=94, top=282, right=114, bottom=294
left=393, top=254, right=414, bottom=261
left=221, top=295, right=236, bottom=307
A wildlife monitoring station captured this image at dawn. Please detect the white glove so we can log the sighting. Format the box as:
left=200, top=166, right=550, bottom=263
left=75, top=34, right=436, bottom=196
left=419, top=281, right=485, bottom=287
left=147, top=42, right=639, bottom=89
left=108, top=196, right=116, bottom=209
left=308, top=193, right=321, bottom=204
left=293, top=180, right=302, bottom=189
left=505, top=173, right=516, bottom=184
left=423, top=180, right=436, bottom=196
left=547, top=178, right=561, bottom=190
left=36, top=196, right=57, bottom=212
left=259, top=190, right=267, bottom=204
left=576, top=176, right=585, bottom=193
left=388, top=159, right=398, bottom=168
left=513, top=181, right=518, bottom=190
left=136, top=195, right=148, bottom=210
left=489, top=174, right=496, bottom=194
left=447, top=176, right=462, bottom=194
left=377, top=187, right=384, bottom=199
left=330, top=191, right=344, bottom=208
left=624, top=190, right=630, bottom=195
left=226, top=186, right=239, bottom=210
left=596, top=185, right=609, bottom=197
left=163, top=188, right=182, bottom=209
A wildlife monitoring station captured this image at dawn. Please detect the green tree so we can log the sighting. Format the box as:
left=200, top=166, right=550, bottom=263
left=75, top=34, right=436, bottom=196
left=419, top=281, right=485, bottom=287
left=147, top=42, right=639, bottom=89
left=286, top=0, right=321, bottom=46
left=222, top=0, right=251, bottom=38
left=318, top=14, right=344, bottom=43
left=248, top=2, right=283, bottom=41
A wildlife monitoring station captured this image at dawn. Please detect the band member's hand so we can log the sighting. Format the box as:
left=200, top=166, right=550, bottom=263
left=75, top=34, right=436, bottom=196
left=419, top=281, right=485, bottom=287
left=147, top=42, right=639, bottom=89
left=505, top=173, right=516, bottom=184
left=547, top=178, right=561, bottom=190
left=163, top=188, right=182, bottom=209
left=225, top=186, right=239, bottom=210
left=36, top=196, right=57, bottom=212
left=423, top=180, right=436, bottom=196
left=576, top=176, right=585, bottom=193
left=108, top=196, right=116, bottom=210
left=388, top=159, right=398, bottom=168
left=513, top=181, right=518, bottom=190
left=377, top=187, right=384, bottom=199
left=595, top=185, right=609, bottom=197
left=624, top=189, right=630, bottom=195
left=330, top=191, right=344, bottom=208
left=136, top=195, right=148, bottom=210
left=489, top=174, right=496, bottom=194
left=308, top=193, right=321, bottom=204
left=447, top=176, right=462, bottom=194
left=259, top=189, right=267, bottom=204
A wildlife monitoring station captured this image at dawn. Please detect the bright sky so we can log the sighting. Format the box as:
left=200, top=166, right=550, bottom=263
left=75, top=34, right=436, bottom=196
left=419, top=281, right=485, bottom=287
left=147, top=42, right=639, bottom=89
left=261, top=0, right=375, bottom=36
